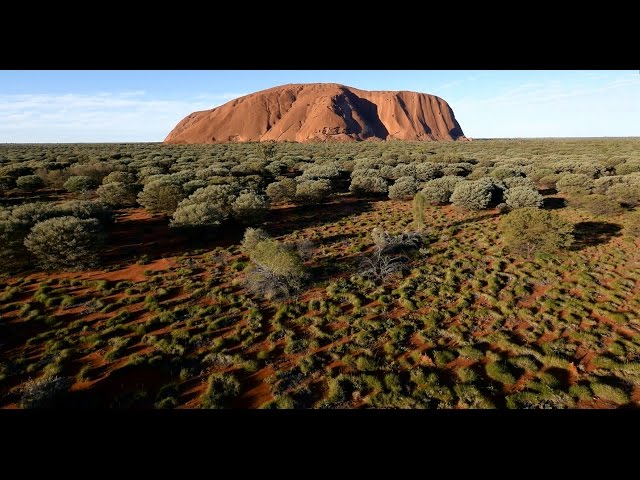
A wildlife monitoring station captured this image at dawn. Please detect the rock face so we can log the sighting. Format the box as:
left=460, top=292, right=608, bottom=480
left=165, top=83, right=466, bottom=144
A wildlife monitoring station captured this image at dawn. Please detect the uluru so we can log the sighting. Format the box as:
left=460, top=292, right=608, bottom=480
left=164, top=83, right=467, bottom=144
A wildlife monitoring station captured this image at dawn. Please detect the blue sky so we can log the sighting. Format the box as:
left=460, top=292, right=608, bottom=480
left=0, top=70, right=637, bottom=142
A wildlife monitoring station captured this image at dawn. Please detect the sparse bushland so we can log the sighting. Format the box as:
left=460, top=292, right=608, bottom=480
left=24, top=216, right=106, bottom=270
left=501, top=208, right=574, bottom=257
left=1, top=139, right=639, bottom=410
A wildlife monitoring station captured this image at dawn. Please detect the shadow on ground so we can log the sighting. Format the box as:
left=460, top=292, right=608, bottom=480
left=572, top=221, right=622, bottom=249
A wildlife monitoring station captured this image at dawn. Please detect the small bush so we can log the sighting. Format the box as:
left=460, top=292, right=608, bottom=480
left=200, top=372, right=241, bottom=408
left=232, top=192, right=268, bottom=223
left=96, top=182, right=138, bottom=208
left=388, top=176, right=418, bottom=200
left=63, top=175, right=99, bottom=193
left=349, top=173, right=388, bottom=196
left=504, top=186, right=543, bottom=209
left=570, top=194, right=623, bottom=215
left=16, top=175, right=44, bottom=191
left=266, top=178, right=297, bottom=204
left=501, top=207, right=574, bottom=257
left=450, top=179, right=495, bottom=210
left=420, top=176, right=462, bottom=204
left=20, top=376, right=72, bottom=408
left=137, top=180, right=185, bottom=215
left=102, top=171, right=136, bottom=185
left=295, top=179, right=332, bottom=204
left=24, top=216, right=105, bottom=270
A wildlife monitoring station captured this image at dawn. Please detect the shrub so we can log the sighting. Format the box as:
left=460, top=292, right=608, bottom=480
left=266, top=178, right=297, bottom=204
left=232, top=192, right=268, bottom=223
left=241, top=227, right=270, bottom=251
left=0, top=217, right=30, bottom=270
left=20, top=376, right=72, bottom=408
left=24, top=216, right=105, bottom=270
left=607, top=182, right=640, bottom=207
left=570, top=194, right=623, bottom=215
left=625, top=211, right=640, bottom=236
left=501, top=207, right=574, bottom=257
left=349, top=173, right=388, bottom=196
left=502, top=176, right=536, bottom=190
left=137, top=180, right=185, bottom=215
left=415, top=162, right=441, bottom=181
left=96, top=182, right=138, bottom=207
left=200, top=372, right=241, bottom=408
left=183, top=179, right=208, bottom=195
left=54, top=200, right=114, bottom=225
left=388, top=176, right=418, bottom=200
left=420, top=176, right=462, bottom=204
left=295, top=179, right=332, bottom=204
left=63, top=175, right=99, bottom=193
left=450, top=179, right=495, bottom=210
left=504, top=186, right=544, bottom=209
left=16, top=175, right=44, bottom=191
left=243, top=232, right=306, bottom=299
left=556, top=173, right=594, bottom=195
left=170, top=202, right=226, bottom=228
left=102, top=171, right=136, bottom=185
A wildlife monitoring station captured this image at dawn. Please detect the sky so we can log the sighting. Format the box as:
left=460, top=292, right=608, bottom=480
left=0, top=70, right=638, bottom=142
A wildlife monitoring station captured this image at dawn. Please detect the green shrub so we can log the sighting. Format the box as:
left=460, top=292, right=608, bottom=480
left=266, top=178, right=297, bottom=204
left=96, top=182, right=138, bottom=207
left=63, top=175, right=99, bottom=193
left=24, top=216, right=105, bottom=270
left=504, top=186, right=543, bottom=209
left=295, top=179, right=332, bottom=204
left=501, top=208, right=574, bottom=257
left=137, top=180, right=185, bottom=215
left=570, top=194, right=623, bottom=215
left=102, top=171, right=136, bottom=185
left=420, top=176, right=462, bottom=204
left=16, top=175, right=44, bottom=191
left=232, top=192, right=268, bottom=223
left=388, top=176, right=418, bottom=200
left=450, top=179, right=496, bottom=210
left=200, top=372, right=241, bottom=408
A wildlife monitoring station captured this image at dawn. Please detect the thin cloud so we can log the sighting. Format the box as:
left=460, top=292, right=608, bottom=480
left=0, top=91, right=233, bottom=142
